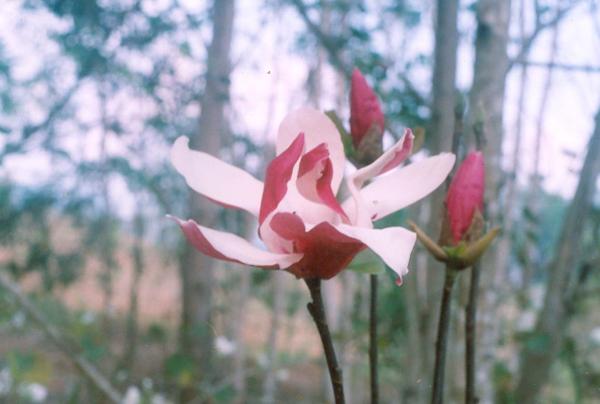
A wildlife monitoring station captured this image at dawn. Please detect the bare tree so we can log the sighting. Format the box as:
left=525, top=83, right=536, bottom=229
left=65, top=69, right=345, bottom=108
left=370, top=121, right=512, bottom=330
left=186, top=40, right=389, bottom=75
left=463, top=0, right=512, bottom=402
left=515, top=107, right=600, bottom=402
left=179, top=0, right=236, bottom=386
left=419, top=0, right=460, bottom=401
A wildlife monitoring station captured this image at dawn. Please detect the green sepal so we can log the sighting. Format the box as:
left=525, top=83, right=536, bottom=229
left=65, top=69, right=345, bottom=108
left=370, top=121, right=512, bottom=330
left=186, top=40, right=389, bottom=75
left=408, top=220, right=448, bottom=262
left=325, top=110, right=355, bottom=159
left=461, top=227, right=501, bottom=265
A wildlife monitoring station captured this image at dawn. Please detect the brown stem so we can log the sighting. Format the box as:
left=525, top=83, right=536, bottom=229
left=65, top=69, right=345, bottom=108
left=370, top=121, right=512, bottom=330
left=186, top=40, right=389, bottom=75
left=431, top=268, right=457, bottom=404
left=465, top=264, right=480, bottom=404
left=305, top=278, right=345, bottom=404
left=369, top=274, right=379, bottom=404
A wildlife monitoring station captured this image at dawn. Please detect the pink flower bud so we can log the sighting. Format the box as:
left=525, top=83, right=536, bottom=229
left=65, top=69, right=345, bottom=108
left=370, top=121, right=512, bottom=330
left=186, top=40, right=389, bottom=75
left=350, top=68, right=385, bottom=150
left=445, top=151, right=485, bottom=244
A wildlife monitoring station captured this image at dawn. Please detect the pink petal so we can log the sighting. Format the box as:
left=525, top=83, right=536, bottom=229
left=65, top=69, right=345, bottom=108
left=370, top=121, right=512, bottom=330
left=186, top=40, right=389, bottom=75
left=171, top=137, right=264, bottom=216
left=169, top=215, right=302, bottom=268
left=335, top=224, right=416, bottom=280
left=345, top=129, right=415, bottom=226
left=351, top=129, right=414, bottom=187
left=270, top=213, right=365, bottom=279
left=343, top=153, right=455, bottom=222
left=297, top=144, right=350, bottom=222
left=258, top=132, right=305, bottom=224
left=269, top=212, right=306, bottom=241
left=379, top=129, right=415, bottom=174
left=277, top=107, right=346, bottom=193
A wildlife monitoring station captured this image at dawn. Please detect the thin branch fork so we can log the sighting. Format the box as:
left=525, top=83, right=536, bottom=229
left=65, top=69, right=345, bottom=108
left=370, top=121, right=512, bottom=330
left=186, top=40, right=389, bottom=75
left=507, top=0, right=583, bottom=73
left=510, top=60, right=600, bottom=73
left=288, top=0, right=428, bottom=121
left=0, top=271, right=123, bottom=404
left=305, top=278, right=345, bottom=404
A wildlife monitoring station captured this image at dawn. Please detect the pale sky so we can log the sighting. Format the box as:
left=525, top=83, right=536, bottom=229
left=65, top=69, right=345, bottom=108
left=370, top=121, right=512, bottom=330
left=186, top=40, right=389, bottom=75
left=1, top=0, right=599, bottom=219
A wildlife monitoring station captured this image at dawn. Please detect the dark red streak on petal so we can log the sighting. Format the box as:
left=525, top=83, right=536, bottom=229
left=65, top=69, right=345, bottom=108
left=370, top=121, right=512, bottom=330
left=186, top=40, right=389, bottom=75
left=259, top=132, right=305, bottom=224
left=297, top=143, right=350, bottom=222
left=175, top=218, right=277, bottom=269
left=298, top=143, right=329, bottom=177
left=379, top=129, right=414, bottom=175
left=270, top=212, right=306, bottom=241
left=316, top=159, right=350, bottom=222
left=274, top=221, right=365, bottom=279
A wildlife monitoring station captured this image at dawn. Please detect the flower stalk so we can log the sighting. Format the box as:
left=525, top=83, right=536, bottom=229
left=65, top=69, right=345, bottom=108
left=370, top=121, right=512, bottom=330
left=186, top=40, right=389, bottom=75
left=369, top=274, right=379, bottom=404
left=409, top=151, right=498, bottom=404
left=465, top=263, right=481, bottom=404
left=305, top=278, right=345, bottom=404
left=431, top=267, right=457, bottom=404
left=350, top=68, right=386, bottom=404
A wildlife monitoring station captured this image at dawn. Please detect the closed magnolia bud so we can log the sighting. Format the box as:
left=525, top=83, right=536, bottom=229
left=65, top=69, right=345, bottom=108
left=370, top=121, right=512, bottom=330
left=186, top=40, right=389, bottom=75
left=350, top=68, right=385, bottom=152
left=445, top=151, right=485, bottom=244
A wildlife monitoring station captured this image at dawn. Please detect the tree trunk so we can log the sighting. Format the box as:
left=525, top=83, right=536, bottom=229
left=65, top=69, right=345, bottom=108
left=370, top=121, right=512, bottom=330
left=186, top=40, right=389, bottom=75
left=179, top=0, right=236, bottom=384
left=120, top=210, right=145, bottom=378
left=515, top=108, right=600, bottom=402
left=521, top=24, right=560, bottom=292
left=422, top=0, right=459, bottom=399
left=498, top=0, right=528, bottom=295
left=464, top=1, right=511, bottom=402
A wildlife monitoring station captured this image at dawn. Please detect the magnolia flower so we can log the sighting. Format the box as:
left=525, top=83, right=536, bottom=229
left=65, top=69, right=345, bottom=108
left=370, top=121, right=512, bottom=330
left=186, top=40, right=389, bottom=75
left=170, top=108, right=455, bottom=281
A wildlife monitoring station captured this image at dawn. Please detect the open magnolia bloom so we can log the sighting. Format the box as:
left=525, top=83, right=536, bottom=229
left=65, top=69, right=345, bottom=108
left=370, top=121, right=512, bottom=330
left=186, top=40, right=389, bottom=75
left=170, top=108, right=455, bottom=281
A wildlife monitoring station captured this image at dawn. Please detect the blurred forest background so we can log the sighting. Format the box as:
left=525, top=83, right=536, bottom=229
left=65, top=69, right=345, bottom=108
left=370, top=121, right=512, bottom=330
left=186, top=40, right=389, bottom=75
left=0, top=0, right=599, bottom=403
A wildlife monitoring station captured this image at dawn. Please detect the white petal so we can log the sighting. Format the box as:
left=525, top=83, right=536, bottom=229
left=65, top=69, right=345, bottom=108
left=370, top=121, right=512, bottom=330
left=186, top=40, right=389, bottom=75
left=335, top=224, right=416, bottom=278
left=170, top=215, right=302, bottom=268
left=342, top=153, right=455, bottom=221
left=276, top=108, right=345, bottom=192
left=171, top=137, right=264, bottom=216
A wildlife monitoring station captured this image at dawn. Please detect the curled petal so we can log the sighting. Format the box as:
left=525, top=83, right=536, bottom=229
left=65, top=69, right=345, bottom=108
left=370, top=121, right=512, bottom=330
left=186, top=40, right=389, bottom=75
left=270, top=212, right=306, bottom=241
left=345, top=129, right=414, bottom=226
left=277, top=107, right=345, bottom=192
left=171, top=137, right=264, bottom=216
left=378, top=129, right=415, bottom=175
left=297, top=143, right=350, bottom=222
left=169, top=215, right=302, bottom=268
left=353, top=129, right=415, bottom=187
left=343, top=153, right=455, bottom=222
left=259, top=132, right=305, bottom=224
left=335, top=224, right=416, bottom=280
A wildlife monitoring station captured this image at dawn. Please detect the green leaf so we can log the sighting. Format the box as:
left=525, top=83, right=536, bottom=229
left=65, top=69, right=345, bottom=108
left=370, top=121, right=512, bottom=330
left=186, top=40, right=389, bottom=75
left=325, top=110, right=355, bottom=159
left=347, top=249, right=385, bottom=275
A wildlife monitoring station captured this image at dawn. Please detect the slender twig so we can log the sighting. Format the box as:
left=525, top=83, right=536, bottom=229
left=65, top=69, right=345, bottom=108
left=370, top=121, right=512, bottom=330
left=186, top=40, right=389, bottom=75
left=305, top=278, right=345, bottom=404
left=511, top=60, right=600, bottom=73
left=507, top=0, right=582, bottom=73
left=369, top=274, right=379, bottom=404
left=431, top=268, right=457, bottom=404
left=0, top=271, right=123, bottom=403
left=288, top=0, right=427, bottom=112
left=465, top=264, right=480, bottom=404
